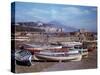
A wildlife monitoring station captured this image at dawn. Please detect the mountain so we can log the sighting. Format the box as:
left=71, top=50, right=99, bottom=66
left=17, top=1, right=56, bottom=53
left=15, top=21, right=78, bottom=32
left=48, top=20, right=78, bottom=32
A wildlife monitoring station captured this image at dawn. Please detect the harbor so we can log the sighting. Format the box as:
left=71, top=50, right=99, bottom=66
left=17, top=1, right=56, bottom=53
left=13, top=29, right=97, bottom=73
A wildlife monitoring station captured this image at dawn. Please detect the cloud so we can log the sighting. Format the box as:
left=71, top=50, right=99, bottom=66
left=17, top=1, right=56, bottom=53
left=62, top=7, right=90, bottom=15
left=21, top=8, right=53, bottom=22
left=26, top=8, right=50, bottom=16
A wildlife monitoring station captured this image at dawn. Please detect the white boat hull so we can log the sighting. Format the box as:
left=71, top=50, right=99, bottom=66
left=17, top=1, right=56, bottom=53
left=35, top=54, right=82, bottom=61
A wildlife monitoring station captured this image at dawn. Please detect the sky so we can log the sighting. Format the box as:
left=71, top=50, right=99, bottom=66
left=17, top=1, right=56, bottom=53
left=13, top=2, right=97, bottom=32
